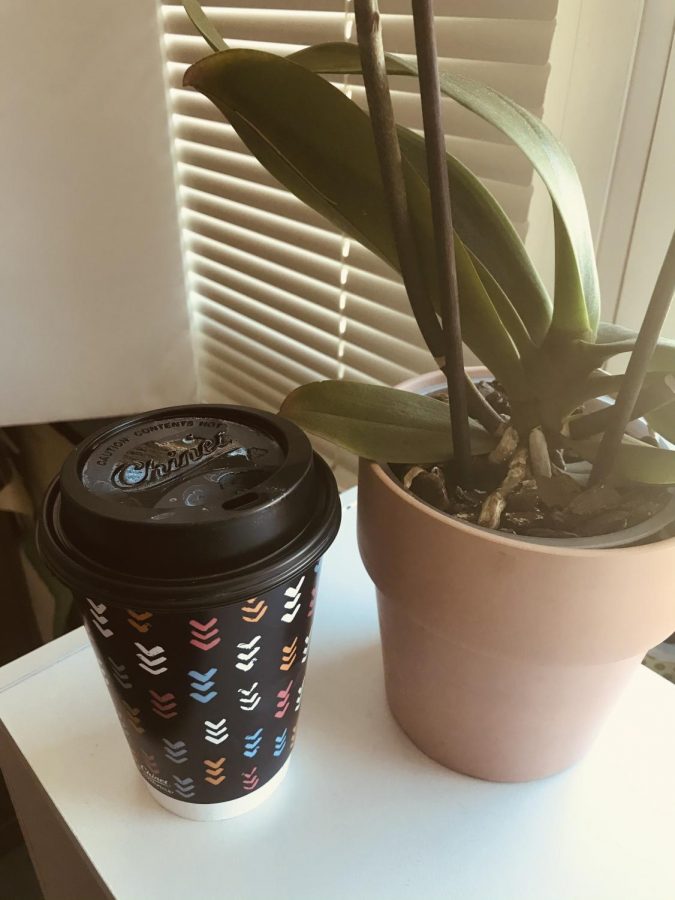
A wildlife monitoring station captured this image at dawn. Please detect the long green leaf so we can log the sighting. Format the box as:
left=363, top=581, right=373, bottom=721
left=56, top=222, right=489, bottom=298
left=280, top=380, right=495, bottom=462
left=647, top=401, right=675, bottom=444
left=466, top=249, right=534, bottom=358
left=289, top=41, right=599, bottom=341
left=395, top=125, right=551, bottom=344
left=569, top=375, right=675, bottom=438
left=185, top=51, right=399, bottom=265
left=452, top=237, right=527, bottom=395
left=184, top=49, right=527, bottom=395
left=569, top=437, right=675, bottom=484
left=581, top=322, right=675, bottom=373
left=182, top=0, right=227, bottom=52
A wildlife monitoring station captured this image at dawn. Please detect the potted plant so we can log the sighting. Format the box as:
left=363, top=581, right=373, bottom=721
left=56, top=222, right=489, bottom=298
left=181, top=1, right=675, bottom=781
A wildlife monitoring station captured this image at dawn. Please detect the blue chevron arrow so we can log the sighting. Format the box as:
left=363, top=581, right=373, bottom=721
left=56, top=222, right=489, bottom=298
left=273, top=729, right=288, bottom=757
left=243, top=727, right=264, bottom=758
left=189, top=668, right=217, bottom=682
left=190, top=679, right=215, bottom=692
left=191, top=690, right=217, bottom=703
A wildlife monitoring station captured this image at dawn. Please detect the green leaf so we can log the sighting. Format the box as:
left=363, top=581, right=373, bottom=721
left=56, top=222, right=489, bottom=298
left=568, top=374, right=675, bottom=438
left=182, top=0, right=228, bottom=52
left=280, top=380, right=495, bottom=462
left=184, top=50, right=400, bottom=265
left=452, top=237, right=527, bottom=396
left=466, top=248, right=534, bottom=358
left=647, top=401, right=675, bottom=444
left=395, top=125, right=551, bottom=344
left=568, top=438, right=675, bottom=485
left=184, top=49, right=527, bottom=395
left=290, top=41, right=599, bottom=342
left=580, top=322, right=675, bottom=373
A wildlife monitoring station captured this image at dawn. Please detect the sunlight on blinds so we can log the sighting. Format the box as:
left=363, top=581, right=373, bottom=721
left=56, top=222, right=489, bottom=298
left=161, top=1, right=559, bottom=486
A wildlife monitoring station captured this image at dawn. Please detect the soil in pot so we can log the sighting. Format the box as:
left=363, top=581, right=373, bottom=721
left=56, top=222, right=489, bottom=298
left=390, top=381, right=671, bottom=542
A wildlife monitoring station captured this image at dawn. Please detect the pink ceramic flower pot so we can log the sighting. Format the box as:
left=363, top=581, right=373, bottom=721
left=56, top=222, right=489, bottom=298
left=357, top=370, right=675, bottom=782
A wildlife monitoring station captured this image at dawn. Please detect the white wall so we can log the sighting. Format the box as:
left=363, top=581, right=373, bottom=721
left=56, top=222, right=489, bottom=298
left=0, top=0, right=197, bottom=427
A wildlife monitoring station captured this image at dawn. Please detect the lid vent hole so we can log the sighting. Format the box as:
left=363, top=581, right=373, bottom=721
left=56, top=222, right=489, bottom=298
left=221, top=492, right=259, bottom=511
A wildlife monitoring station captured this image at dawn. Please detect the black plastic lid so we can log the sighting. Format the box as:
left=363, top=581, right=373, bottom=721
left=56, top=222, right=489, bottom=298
left=37, top=405, right=341, bottom=609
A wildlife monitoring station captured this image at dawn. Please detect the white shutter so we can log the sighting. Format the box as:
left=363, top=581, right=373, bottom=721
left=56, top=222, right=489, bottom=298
left=161, top=1, right=558, bottom=485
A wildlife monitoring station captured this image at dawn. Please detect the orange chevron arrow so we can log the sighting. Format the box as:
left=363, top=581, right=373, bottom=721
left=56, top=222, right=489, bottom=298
left=205, top=774, right=225, bottom=785
left=204, top=757, right=226, bottom=783
left=280, top=636, right=298, bottom=671
left=121, top=702, right=144, bottom=734
left=127, top=609, right=153, bottom=633
left=241, top=598, right=268, bottom=623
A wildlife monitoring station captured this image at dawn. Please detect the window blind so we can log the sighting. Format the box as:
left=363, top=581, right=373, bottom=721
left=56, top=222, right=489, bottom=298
left=161, top=1, right=559, bottom=485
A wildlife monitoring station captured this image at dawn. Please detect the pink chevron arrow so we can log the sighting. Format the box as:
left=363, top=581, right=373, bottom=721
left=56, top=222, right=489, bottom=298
left=150, top=690, right=177, bottom=719
left=275, top=680, right=293, bottom=718
left=190, top=617, right=221, bottom=651
left=242, top=766, right=259, bottom=792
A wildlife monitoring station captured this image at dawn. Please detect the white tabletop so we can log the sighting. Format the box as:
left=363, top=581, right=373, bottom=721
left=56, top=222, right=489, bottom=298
left=2, top=490, right=675, bottom=900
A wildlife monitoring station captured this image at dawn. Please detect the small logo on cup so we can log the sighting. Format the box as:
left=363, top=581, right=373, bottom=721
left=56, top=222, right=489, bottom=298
left=111, top=431, right=233, bottom=491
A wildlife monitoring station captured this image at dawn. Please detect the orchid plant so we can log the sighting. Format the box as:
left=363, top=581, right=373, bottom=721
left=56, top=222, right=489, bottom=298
left=181, top=1, right=675, bottom=531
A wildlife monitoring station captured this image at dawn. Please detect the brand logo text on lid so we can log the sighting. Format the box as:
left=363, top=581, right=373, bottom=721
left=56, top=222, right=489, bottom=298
left=112, top=431, right=234, bottom=490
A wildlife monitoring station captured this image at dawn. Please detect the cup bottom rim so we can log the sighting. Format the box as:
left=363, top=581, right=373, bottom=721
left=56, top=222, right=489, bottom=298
left=145, top=758, right=291, bottom=821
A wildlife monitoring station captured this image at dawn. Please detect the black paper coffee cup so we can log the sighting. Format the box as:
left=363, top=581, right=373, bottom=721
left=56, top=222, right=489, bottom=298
left=38, top=405, right=340, bottom=819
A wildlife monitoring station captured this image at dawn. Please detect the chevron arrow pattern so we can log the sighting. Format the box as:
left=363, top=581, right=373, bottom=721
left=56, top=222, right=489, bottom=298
left=142, top=751, right=160, bottom=776
left=242, top=766, right=260, bottom=792
left=275, top=680, right=293, bottom=719
left=235, top=635, right=261, bottom=672
left=204, top=718, right=229, bottom=744
left=204, top=757, right=226, bottom=786
left=150, top=690, right=177, bottom=719
left=238, top=682, right=261, bottom=712
left=189, top=617, right=221, bottom=651
left=127, top=609, right=153, bottom=633
left=290, top=725, right=297, bottom=751
left=87, top=598, right=113, bottom=638
left=240, top=598, right=268, bottom=623
left=173, top=775, right=195, bottom=799
left=93, top=566, right=321, bottom=805
left=135, top=642, right=168, bottom=675
left=107, top=658, right=132, bottom=690
left=280, top=637, right=298, bottom=671
left=243, top=727, right=263, bottom=758
left=273, top=729, right=288, bottom=757
left=163, top=739, right=188, bottom=765
left=281, top=576, right=304, bottom=623
left=189, top=668, right=218, bottom=703
left=121, top=701, right=144, bottom=734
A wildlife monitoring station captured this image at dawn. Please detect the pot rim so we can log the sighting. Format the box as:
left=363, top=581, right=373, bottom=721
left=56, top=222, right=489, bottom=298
left=368, top=368, right=675, bottom=557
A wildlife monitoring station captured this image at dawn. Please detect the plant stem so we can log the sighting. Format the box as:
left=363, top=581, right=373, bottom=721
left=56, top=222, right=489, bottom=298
left=354, top=1, right=480, bottom=475
left=590, top=230, right=675, bottom=484
left=353, top=1, right=444, bottom=370
left=411, top=0, right=471, bottom=484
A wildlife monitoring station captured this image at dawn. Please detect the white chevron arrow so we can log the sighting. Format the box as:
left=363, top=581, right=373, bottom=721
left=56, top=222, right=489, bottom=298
left=237, top=635, right=261, bottom=651
left=282, top=578, right=304, bottom=623
left=135, top=643, right=168, bottom=675
left=238, top=682, right=261, bottom=711
left=205, top=718, right=229, bottom=744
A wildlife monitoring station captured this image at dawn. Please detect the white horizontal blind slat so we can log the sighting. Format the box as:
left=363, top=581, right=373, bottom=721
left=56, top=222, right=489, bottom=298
left=161, top=0, right=559, bottom=482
